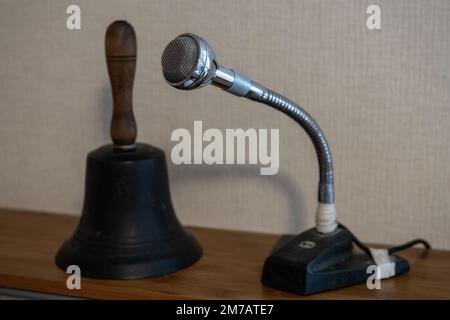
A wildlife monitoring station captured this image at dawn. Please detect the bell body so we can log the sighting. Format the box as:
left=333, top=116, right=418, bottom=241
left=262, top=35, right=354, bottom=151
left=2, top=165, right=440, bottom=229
left=55, top=143, right=202, bottom=279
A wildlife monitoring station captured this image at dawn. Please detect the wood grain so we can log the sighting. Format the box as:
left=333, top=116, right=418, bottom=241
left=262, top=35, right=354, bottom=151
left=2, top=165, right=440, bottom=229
left=105, top=20, right=137, bottom=147
left=0, top=208, right=448, bottom=299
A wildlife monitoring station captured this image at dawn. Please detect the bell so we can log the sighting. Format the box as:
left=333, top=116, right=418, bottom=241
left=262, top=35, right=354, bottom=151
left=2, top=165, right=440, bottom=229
left=55, top=21, right=202, bottom=279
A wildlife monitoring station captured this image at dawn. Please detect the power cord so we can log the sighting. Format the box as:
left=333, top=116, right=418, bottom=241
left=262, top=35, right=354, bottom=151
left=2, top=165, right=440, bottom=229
left=338, top=223, right=431, bottom=257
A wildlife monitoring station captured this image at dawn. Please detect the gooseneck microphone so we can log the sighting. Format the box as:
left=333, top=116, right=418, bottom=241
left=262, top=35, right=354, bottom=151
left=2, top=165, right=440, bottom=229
left=161, top=33, right=431, bottom=295
left=161, top=33, right=336, bottom=233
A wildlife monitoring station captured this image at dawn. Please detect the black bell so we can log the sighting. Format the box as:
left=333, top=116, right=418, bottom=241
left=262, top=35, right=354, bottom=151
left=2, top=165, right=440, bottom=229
left=55, top=21, right=202, bottom=279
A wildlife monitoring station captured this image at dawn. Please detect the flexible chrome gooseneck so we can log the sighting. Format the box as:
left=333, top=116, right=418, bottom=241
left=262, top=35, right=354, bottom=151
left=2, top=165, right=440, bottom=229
left=161, top=33, right=337, bottom=233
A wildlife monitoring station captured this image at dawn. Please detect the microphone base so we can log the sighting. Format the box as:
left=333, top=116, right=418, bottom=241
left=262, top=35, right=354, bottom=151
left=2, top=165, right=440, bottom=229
left=261, top=227, right=410, bottom=295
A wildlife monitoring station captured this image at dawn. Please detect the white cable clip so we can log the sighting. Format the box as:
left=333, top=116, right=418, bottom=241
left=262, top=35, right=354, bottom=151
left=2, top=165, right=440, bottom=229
left=369, top=248, right=396, bottom=279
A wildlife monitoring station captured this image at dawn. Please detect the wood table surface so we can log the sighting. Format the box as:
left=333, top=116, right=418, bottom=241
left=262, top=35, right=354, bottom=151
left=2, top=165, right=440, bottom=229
left=0, top=207, right=449, bottom=299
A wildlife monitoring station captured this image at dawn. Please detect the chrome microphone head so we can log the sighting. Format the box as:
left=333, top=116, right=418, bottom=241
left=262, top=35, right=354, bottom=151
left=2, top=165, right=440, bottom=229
left=161, top=33, right=217, bottom=90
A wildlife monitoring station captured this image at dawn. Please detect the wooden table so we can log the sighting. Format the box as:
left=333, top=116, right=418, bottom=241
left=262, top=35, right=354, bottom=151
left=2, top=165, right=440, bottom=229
left=0, top=208, right=449, bottom=299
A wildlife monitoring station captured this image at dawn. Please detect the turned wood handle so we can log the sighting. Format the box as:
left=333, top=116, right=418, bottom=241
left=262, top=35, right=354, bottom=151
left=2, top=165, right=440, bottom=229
left=105, top=20, right=137, bottom=146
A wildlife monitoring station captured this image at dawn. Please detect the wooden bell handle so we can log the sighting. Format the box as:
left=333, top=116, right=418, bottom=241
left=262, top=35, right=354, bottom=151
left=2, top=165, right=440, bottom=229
left=105, top=20, right=137, bottom=147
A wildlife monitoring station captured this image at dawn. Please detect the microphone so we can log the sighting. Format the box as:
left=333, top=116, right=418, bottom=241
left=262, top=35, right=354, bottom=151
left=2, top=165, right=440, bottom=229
left=161, top=33, right=431, bottom=296
left=161, top=33, right=336, bottom=234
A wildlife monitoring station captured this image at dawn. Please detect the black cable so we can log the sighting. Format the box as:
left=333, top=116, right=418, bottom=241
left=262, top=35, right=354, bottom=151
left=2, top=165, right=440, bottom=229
left=338, top=223, right=431, bottom=257
left=387, top=239, right=431, bottom=255
left=338, top=223, right=371, bottom=256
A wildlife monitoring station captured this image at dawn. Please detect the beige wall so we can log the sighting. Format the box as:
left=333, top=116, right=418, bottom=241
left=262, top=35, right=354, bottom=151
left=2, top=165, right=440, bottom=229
left=0, top=0, right=449, bottom=249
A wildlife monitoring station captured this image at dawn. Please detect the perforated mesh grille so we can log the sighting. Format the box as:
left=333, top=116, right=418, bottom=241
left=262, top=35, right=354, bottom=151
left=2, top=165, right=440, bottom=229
left=161, top=36, right=199, bottom=83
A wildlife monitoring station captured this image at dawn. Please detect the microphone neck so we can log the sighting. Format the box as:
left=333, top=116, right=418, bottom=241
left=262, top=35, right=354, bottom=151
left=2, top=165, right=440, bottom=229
left=212, top=64, right=337, bottom=233
left=212, top=65, right=251, bottom=97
